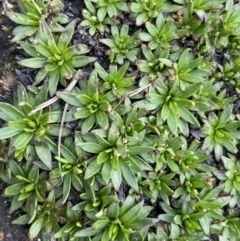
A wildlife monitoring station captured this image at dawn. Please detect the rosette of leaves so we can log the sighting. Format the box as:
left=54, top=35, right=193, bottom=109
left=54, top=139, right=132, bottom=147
left=0, top=160, right=50, bottom=220
left=50, top=133, right=87, bottom=204
left=139, top=13, right=186, bottom=49
left=174, top=139, right=212, bottom=181
left=72, top=184, right=118, bottom=218
left=192, top=79, right=225, bottom=115
left=214, top=154, right=240, bottom=207
left=159, top=197, right=206, bottom=234
left=211, top=213, right=240, bottom=241
left=180, top=0, right=225, bottom=35
left=19, top=18, right=96, bottom=96
left=100, top=24, right=141, bottom=64
left=78, top=119, right=154, bottom=191
left=148, top=226, right=205, bottom=241
left=192, top=185, right=231, bottom=236
left=80, top=0, right=118, bottom=36
left=214, top=56, right=240, bottom=92
left=203, top=1, right=240, bottom=52
left=200, top=105, right=240, bottom=160
left=57, top=71, right=113, bottom=133
left=152, top=130, right=183, bottom=172
left=0, top=83, right=70, bottom=167
left=140, top=169, right=176, bottom=204
left=54, top=202, right=85, bottom=241
left=6, top=0, right=69, bottom=42
left=89, top=0, right=129, bottom=22
left=13, top=189, right=65, bottom=240
left=74, top=195, right=154, bottom=241
left=136, top=79, right=201, bottom=136
left=172, top=49, right=209, bottom=90
left=173, top=172, right=207, bottom=200
left=136, top=46, right=170, bottom=81
left=129, top=0, right=182, bottom=26
left=94, top=62, right=136, bottom=99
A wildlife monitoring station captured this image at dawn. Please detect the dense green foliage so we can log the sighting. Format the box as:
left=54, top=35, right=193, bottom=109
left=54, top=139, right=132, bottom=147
left=1, top=0, right=240, bottom=240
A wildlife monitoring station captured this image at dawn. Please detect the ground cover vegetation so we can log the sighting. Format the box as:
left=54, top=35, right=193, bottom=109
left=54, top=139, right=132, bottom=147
left=0, top=0, right=240, bottom=240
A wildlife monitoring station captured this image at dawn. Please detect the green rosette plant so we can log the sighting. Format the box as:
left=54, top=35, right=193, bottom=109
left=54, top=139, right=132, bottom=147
left=74, top=195, right=154, bottom=241
left=80, top=0, right=118, bottom=35
left=6, top=0, right=69, bottom=42
left=135, top=79, right=201, bottom=136
left=200, top=105, right=240, bottom=160
left=100, top=24, right=141, bottom=64
left=159, top=197, right=206, bottom=235
left=50, top=133, right=87, bottom=204
left=94, top=62, right=137, bottom=99
left=57, top=71, right=113, bottom=133
left=129, top=0, right=182, bottom=26
left=12, top=189, right=65, bottom=240
left=78, top=117, right=153, bottom=191
left=0, top=160, right=50, bottom=219
left=214, top=154, right=240, bottom=207
left=139, top=13, right=187, bottom=49
left=0, top=83, right=71, bottom=167
left=19, top=18, right=96, bottom=96
left=72, top=184, right=118, bottom=217
left=89, top=0, right=129, bottom=22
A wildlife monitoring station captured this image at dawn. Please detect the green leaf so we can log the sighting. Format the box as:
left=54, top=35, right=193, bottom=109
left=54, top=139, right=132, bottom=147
left=13, top=132, right=34, bottom=150
left=19, top=41, right=39, bottom=57
left=145, top=22, right=158, bottom=37
left=107, top=202, right=119, bottom=219
left=62, top=174, right=71, bottom=204
left=136, top=12, right=148, bottom=26
left=139, top=32, right=153, bottom=42
left=121, top=163, right=138, bottom=191
left=63, top=44, right=90, bottom=59
left=92, top=220, right=109, bottom=230
left=74, top=227, right=101, bottom=237
left=78, top=142, right=105, bottom=154
left=37, top=18, right=55, bottom=45
left=99, top=39, right=116, bottom=48
left=97, top=7, right=107, bottom=22
left=74, top=107, right=91, bottom=119
left=218, top=105, right=232, bottom=127
left=46, top=124, right=70, bottom=137
left=57, top=92, right=81, bottom=106
left=119, top=195, right=135, bottom=216
left=167, top=111, right=178, bottom=134
left=29, top=219, right=43, bottom=240
left=19, top=57, right=46, bottom=68
left=97, top=151, right=110, bottom=165
left=128, top=146, right=154, bottom=155
left=84, top=159, right=101, bottom=179
left=179, top=107, right=200, bottom=127
left=34, top=41, right=53, bottom=58
left=0, top=127, right=22, bottom=139
left=111, top=168, right=122, bottom=190
left=6, top=12, right=38, bottom=25
left=48, top=69, right=60, bottom=97
left=0, top=103, right=25, bottom=121
left=224, top=121, right=240, bottom=131
left=120, top=201, right=143, bottom=225
left=101, top=161, right=113, bottom=183
left=4, top=183, right=26, bottom=196
left=12, top=214, right=30, bottom=225
left=35, top=144, right=52, bottom=170
left=96, top=110, right=109, bottom=129
left=71, top=56, right=96, bottom=68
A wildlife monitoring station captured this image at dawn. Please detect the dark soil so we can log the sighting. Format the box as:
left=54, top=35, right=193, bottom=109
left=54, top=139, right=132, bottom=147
left=0, top=183, right=30, bottom=241
left=0, top=2, right=30, bottom=240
